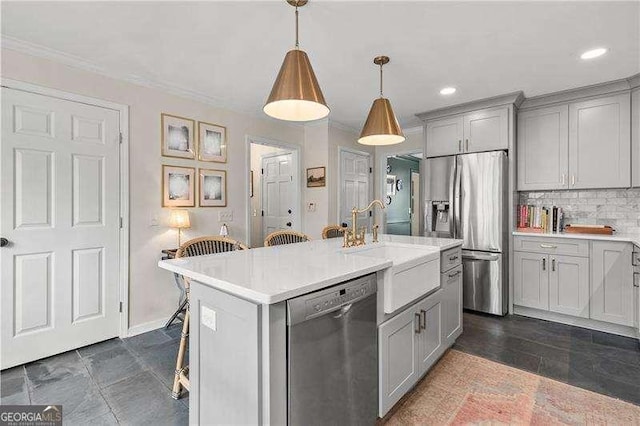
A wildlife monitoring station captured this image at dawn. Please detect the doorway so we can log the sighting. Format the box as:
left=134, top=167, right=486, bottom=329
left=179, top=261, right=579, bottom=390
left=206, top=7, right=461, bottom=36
left=248, top=137, right=301, bottom=247
left=384, top=153, right=422, bottom=236
left=338, top=148, right=372, bottom=229
left=0, top=83, right=129, bottom=369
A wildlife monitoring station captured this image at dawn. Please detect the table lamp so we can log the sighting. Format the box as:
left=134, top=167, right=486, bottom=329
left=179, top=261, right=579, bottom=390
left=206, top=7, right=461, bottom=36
left=169, top=209, right=191, bottom=247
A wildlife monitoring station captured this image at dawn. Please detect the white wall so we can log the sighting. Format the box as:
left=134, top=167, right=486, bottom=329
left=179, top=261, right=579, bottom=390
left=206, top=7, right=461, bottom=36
left=1, top=48, right=305, bottom=330
left=302, top=121, right=330, bottom=239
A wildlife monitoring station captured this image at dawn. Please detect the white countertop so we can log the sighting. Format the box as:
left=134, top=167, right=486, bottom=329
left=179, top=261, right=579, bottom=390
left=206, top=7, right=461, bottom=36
left=158, top=234, right=463, bottom=305
left=512, top=231, right=640, bottom=247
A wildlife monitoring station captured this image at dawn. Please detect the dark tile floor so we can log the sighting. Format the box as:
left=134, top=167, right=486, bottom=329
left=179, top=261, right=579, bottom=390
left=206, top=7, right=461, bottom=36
left=455, top=311, right=640, bottom=406
left=0, top=324, right=188, bottom=425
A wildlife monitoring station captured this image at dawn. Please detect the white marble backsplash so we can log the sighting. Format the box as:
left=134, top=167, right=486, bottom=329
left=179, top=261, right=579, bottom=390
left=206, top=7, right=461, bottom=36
left=518, top=188, right=640, bottom=235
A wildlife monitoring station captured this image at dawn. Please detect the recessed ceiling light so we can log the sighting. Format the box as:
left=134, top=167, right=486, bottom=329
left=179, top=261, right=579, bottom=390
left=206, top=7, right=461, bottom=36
left=580, top=48, right=607, bottom=60
left=440, top=87, right=456, bottom=95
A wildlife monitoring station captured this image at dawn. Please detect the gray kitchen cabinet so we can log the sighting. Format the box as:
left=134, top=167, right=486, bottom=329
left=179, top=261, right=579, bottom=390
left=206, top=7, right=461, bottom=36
left=632, top=88, right=640, bottom=187
left=378, top=300, right=420, bottom=416
left=425, top=116, right=464, bottom=157
left=591, top=241, right=634, bottom=327
left=568, top=93, right=631, bottom=189
left=514, top=251, right=549, bottom=310
left=416, top=294, right=443, bottom=374
left=517, top=105, right=569, bottom=190
left=549, top=255, right=590, bottom=318
left=441, top=265, right=463, bottom=345
left=463, top=107, right=509, bottom=153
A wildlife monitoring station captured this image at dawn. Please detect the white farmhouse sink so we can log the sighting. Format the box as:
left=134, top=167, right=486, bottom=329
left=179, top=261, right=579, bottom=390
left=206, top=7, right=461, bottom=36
left=343, top=242, right=440, bottom=313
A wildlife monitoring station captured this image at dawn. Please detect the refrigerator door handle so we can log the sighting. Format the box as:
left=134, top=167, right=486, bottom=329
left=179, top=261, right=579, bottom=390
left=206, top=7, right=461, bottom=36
left=462, top=252, right=500, bottom=262
left=453, top=159, right=462, bottom=239
left=448, top=160, right=456, bottom=237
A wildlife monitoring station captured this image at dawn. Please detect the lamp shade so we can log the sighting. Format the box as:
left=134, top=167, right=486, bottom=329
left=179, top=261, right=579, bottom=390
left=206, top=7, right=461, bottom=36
left=264, top=49, right=330, bottom=122
left=358, top=98, right=405, bottom=146
left=169, top=209, right=190, bottom=229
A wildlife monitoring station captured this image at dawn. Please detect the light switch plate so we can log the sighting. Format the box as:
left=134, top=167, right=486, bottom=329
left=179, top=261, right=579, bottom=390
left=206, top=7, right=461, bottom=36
left=201, top=306, right=217, bottom=331
left=218, top=210, right=233, bottom=222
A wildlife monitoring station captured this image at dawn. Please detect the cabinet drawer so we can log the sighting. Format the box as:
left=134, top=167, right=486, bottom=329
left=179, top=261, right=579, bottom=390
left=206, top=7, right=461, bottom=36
left=514, top=236, right=589, bottom=257
left=441, top=246, right=462, bottom=272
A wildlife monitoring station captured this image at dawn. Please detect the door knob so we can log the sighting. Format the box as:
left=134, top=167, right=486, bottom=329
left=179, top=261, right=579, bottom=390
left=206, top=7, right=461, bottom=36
left=288, top=209, right=292, bottom=214
left=0, top=238, right=8, bottom=247
left=286, top=222, right=292, bottom=227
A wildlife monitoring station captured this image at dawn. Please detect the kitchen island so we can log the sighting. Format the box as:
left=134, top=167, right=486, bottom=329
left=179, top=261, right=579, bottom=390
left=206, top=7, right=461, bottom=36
left=158, top=234, right=463, bottom=425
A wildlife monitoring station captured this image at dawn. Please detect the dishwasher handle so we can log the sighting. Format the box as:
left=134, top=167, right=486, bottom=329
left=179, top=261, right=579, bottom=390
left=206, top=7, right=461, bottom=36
left=333, top=304, right=353, bottom=319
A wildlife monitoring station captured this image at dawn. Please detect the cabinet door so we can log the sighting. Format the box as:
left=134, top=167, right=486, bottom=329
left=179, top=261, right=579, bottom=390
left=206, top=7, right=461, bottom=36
left=514, top=252, right=549, bottom=310
left=568, top=93, right=631, bottom=189
left=416, top=293, right=443, bottom=376
left=463, top=107, right=509, bottom=153
left=425, top=116, right=464, bottom=158
left=517, top=105, right=569, bottom=190
left=549, top=255, right=589, bottom=318
left=632, top=89, right=640, bottom=187
left=378, top=304, right=419, bottom=416
left=441, top=266, right=463, bottom=345
left=591, top=241, right=634, bottom=326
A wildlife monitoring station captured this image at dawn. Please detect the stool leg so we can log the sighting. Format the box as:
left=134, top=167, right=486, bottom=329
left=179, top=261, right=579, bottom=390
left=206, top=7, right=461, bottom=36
left=171, top=307, right=189, bottom=399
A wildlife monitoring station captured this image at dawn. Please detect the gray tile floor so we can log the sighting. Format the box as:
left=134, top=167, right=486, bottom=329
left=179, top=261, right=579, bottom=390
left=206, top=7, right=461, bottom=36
left=455, top=311, right=640, bottom=406
left=0, top=324, right=188, bottom=425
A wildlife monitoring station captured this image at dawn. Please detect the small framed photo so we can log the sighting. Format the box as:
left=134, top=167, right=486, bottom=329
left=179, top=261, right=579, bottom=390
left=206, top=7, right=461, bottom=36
left=199, top=168, right=226, bottom=207
left=386, top=175, right=396, bottom=195
left=307, top=166, right=326, bottom=188
left=162, top=165, right=195, bottom=207
left=161, top=113, right=195, bottom=159
left=198, top=121, right=227, bottom=163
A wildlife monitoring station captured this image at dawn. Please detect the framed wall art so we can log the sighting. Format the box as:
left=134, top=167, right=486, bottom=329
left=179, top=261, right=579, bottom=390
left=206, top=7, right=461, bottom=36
left=198, top=121, right=227, bottom=163
left=162, top=165, right=195, bottom=207
left=386, top=175, right=396, bottom=195
left=306, top=166, right=326, bottom=188
left=199, top=168, right=227, bottom=207
left=161, top=113, right=195, bottom=159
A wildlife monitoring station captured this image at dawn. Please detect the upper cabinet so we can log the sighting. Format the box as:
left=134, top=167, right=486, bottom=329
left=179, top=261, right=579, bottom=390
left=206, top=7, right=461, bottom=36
left=517, top=105, right=569, bottom=191
left=424, top=107, right=509, bottom=157
left=632, top=88, right=640, bottom=187
left=517, top=92, right=631, bottom=190
left=569, top=94, right=631, bottom=189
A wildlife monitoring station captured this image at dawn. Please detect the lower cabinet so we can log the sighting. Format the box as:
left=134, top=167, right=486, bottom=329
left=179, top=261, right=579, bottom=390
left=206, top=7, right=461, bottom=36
left=514, top=251, right=549, bottom=310
left=442, top=265, right=463, bottom=345
left=549, top=255, right=590, bottom=318
left=591, top=241, right=634, bottom=326
left=379, top=290, right=443, bottom=417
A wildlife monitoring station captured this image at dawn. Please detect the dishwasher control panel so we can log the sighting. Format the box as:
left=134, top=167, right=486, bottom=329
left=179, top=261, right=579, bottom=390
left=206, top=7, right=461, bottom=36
left=287, top=274, right=377, bottom=325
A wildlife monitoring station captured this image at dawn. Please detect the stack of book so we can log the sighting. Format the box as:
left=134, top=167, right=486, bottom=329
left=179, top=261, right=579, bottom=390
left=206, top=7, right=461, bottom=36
left=517, top=205, right=564, bottom=233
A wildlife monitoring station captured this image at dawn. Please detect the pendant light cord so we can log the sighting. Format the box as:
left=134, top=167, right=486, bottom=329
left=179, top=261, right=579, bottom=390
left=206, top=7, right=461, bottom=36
left=379, top=63, right=384, bottom=97
left=295, top=6, right=299, bottom=49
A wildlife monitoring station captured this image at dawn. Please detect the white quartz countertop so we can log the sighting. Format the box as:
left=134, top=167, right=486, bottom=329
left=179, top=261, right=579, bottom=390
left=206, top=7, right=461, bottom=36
left=512, top=231, right=640, bottom=247
left=158, top=234, right=463, bottom=305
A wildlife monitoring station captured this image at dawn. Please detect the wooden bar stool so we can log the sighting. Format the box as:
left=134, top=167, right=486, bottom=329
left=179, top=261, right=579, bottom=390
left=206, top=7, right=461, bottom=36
left=171, top=236, right=249, bottom=399
left=322, top=224, right=347, bottom=239
left=264, top=230, right=311, bottom=247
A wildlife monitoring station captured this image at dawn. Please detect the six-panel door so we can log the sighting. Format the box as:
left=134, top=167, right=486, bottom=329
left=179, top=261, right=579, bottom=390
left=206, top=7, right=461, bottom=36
left=591, top=241, right=634, bottom=326
left=568, top=93, right=631, bottom=189
left=549, top=255, right=590, bottom=318
left=514, top=251, right=549, bottom=310
left=517, top=105, right=569, bottom=190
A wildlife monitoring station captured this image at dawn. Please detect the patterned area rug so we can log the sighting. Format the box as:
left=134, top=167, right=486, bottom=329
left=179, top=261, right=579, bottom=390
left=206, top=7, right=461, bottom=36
left=385, top=349, right=640, bottom=425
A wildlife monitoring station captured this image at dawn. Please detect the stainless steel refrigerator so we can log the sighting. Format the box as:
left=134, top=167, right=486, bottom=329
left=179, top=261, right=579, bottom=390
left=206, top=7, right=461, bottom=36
left=424, top=151, right=508, bottom=315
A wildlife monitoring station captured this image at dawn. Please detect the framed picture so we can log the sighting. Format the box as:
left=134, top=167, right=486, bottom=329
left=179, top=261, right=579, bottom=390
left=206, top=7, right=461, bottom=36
left=250, top=170, right=254, bottom=198
left=162, top=165, right=195, bottom=207
left=198, top=121, right=227, bottom=163
left=199, top=168, right=226, bottom=207
left=307, top=166, right=326, bottom=188
left=161, top=113, right=195, bottom=159
left=386, top=175, right=396, bottom=195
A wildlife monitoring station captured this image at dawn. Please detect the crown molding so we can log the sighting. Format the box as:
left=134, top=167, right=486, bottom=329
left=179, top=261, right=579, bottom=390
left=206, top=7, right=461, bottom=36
left=415, top=91, right=524, bottom=121
left=1, top=35, right=304, bottom=130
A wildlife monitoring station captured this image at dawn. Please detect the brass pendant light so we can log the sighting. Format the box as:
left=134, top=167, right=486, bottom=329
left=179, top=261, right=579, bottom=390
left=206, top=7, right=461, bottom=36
left=264, top=0, right=329, bottom=122
left=358, top=56, right=405, bottom=145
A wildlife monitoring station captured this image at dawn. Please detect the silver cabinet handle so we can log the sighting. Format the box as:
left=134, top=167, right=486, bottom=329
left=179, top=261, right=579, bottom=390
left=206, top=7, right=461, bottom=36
left=449, top=255, right=459, bottom=261
left=420, top=310, right=427, bottom=329
left=465, top=139, right=469, bottom=151
left=634, top=273, right=639, bottom=288
left=540, top=243, right=557, bottom=249
left=552, top=258, right=556, bottom=272
left=561, top=174, right=566, bottom=185
left=448, top=270, right=462, bottom=278
left=414, top=313, right=421, bottom=333
left=632, top=252, right=639, bottom=267
left=542, top=258, right=546, bottom=271
left=458, top=140, right=462, bottom=152
left=571, top=175, right=576, bottom=186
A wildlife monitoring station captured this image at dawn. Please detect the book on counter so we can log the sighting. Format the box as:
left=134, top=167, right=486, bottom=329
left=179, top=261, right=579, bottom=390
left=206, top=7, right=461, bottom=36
left=517, top=204, right=563, bottom=233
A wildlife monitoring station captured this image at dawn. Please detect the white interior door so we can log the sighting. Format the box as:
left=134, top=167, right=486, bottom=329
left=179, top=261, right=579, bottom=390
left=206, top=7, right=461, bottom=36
left=1, top=88, right=121, bottom=369
left=340, top=150, right=371, bottom=229
left=411, top=170, right=420, bottom=236
left=262, top=152, right=294, bottom=241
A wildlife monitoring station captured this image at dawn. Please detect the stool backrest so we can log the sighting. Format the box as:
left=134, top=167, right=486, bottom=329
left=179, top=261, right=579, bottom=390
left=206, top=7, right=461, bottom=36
left=322, top=225, right=346, bottom=239
left=264, top=230, right=311, bottom=247
left=176, top=236, right=249, bottom=258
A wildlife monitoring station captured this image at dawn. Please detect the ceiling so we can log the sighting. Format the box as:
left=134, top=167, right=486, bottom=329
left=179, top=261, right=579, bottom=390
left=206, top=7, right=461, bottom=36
left=2, top=1, right=638, bottom=130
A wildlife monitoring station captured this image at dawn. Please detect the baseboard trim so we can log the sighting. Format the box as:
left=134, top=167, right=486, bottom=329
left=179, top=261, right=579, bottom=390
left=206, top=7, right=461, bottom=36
left=126, top=318, right=167, bottom=338
left=513, top=305, right=638, bottom=338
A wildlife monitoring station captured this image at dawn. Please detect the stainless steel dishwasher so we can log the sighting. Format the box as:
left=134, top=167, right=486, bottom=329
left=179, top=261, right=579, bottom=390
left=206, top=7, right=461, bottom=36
left=287, top=273, right=378, bottom=426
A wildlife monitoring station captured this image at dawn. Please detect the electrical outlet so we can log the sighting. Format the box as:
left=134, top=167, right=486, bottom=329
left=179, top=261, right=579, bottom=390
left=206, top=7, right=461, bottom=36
left=150, top=216, right=159, bottom=227
left=307, top=202, right=316, bottom=212
left=218, top=210, right=233, bottom=222
left=201, top=306, right=217, bottom=331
